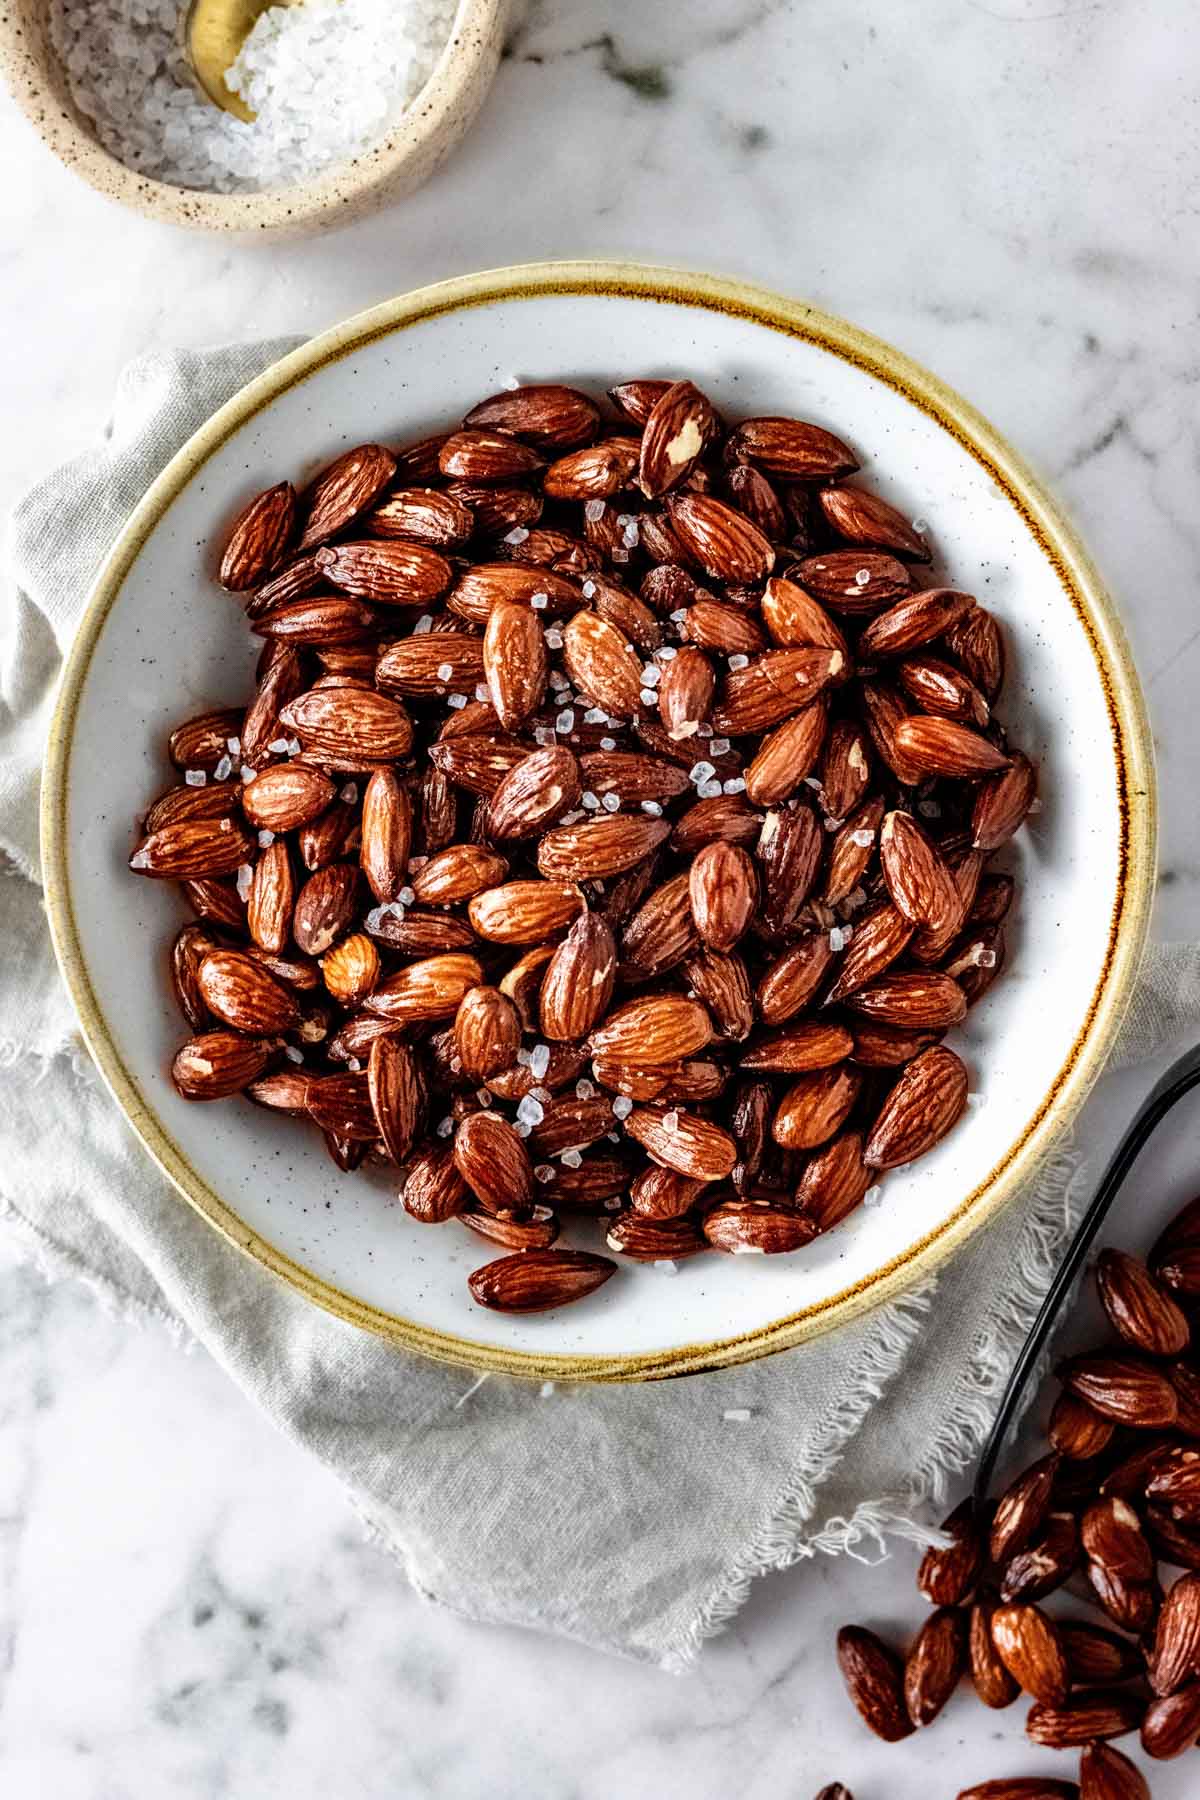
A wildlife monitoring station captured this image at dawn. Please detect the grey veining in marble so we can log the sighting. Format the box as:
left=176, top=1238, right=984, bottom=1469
left=2, top=0, right=1198, bottom=1792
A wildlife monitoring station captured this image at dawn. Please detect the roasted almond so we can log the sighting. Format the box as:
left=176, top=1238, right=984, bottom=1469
left=539, top=912, right=617, bottom=1041
left=242, top=763, right=336, bottom=832
left=467, top=1248, right=615, bottom=1312
left=365, top=953, right=483, bottom=1023
left=562, top=610, right=645, bottom=718
left=279, top=687, right=413, bottom=762
left=905, top=1605, right=967, bottom=1726
left=859, top=587, right=974, bottom=659
left=626, top=1106, right=737, bottom=1182
left=542, top=436, right=641, bottom=501
left=688, top=840, right=757, bottom=951
left=793, top=1129, right=873, bottom=1232
left=1060, top=1353, right=1180, bottom=1428
left=795, top=549, right=912, bottom=612
left=638, top=379, right=718, bottom=497
left=820, top=483, right=931, bottom=561
left=438, top=429, right=544, bottom=483
left=365, top=486, right=474, bottom=547
left=863, top=1045, right=969, bottom=1169
left=893, top=716, right=1012, bottom=779
left=667, top=492, right=775, bottom=584
left=219, top=481, right=296, bottom=590
left=320, top=932, right=380, bottom=1006
left=298, top=444, right=396, bottom=549
left=171, top=1030, right=279, bottom=1100
left=917, top=1498, right=983, bottom=1606
left=410, top=843, right=507, bottom=906
left=879, top=809, right=961, bottom=932
left=702, top=1199, right=818, bottom=1256
left=589, top=994, right=712, bottom=1065
left=536, top=814, right=669, bottom=881
left=835, top=1625, right=914, bottom=1742
left=483, top=599, right=548, bottom=729
left=658, top=644, right=716, bottom=740
left=467, top=880, right=584, bottom=944
left=990, top=1603, right=1070, bottom=1705
left=129, top=815, right=255, bottom=881
left=1026, top=1691, right=1145, bottom=1748
left=1096, top=1248, right=1190, bottom=1357
left=487, top=746, right=582, bottom=841
left=972, top=752, right=1039, bottom=851
left=464, top=384, right=601, bottom=448
left=453, top=986, right=522, bottom=1083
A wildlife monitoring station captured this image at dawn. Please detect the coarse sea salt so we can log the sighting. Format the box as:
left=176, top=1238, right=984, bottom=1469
left=48, top=0, right=458, bottom=194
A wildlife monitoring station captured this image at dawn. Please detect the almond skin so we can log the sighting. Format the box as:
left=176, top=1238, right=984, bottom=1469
left=726, top=415, right=858, bottom=481
left=129, top=816, right=256, bottom=881
left=319, top=933, right=380, bottom=1007
left=366, top=1037, right=423, bottom=1163
left=536, top=814, right=669, bottom=882
left=467, top=1248, right=616, bottom=1313
left=819, top=483, right=931, bottom=561
left=242, top=763, right=336, bottom=833
left=688, top=841, right=757, bottom=951
left=247, top=840, right=293, bottom=953
left=858, top=587, right=974, bottom=659
left=562, top=610, right=645, bottom=718
left=1060, top=1353, right=1181, bottom=1428
left=464, top=384, right=601, bottom=448
left=740, top=1022, right=855, bottom=1074
left=658, top=644, right=716, bottom=740
left=359, top=769, right=411, bottom=903
left=365, top=953, right=483, bottom=1024
left=893, top=716, right=1012, bottom=778
left=795, top=550, right=912, bottom=612
left=772, top=1065, right=862, bottom=1150
left=468, top=881, right=585, bottom=945
left=539, top=913, right=617, bottom=1041
left=917, top=1498, right=983, bottom=1606
left=879, top=809, right=961, bottom=932
left=863, top=1045, right=969, bottom=1169
left=292, top=863, right=360, bottom=957
left=792, top=1130, right=873, bottom=1233
left=973, top=752, right=1039, bottom=850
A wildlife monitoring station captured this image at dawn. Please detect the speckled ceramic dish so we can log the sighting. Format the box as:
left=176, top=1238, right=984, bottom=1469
left=0, top=0, right=507, bottom=236
left=41, top=262, right=1156, bottom=1379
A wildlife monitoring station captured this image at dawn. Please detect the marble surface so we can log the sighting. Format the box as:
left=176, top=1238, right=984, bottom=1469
left=2, top=0, right=1199, bottom=1793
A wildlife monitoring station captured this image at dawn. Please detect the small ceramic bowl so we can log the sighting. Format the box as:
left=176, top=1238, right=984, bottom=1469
left=0, top=0, right=507, bottom=236
left=42, top=262, right=1156, bottom=1379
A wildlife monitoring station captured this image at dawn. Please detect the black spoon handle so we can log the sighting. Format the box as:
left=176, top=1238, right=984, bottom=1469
left=973, top=1040, right=1200, bottom=1505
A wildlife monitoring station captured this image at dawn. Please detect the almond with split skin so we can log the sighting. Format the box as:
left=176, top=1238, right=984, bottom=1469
left=487, top=746, right=582, bottom=841
left=539, top=912, right=617, bottom=1041
left=638, top=380, right=718, bottom=497
left=703, top=1200, right=819, bottom=1256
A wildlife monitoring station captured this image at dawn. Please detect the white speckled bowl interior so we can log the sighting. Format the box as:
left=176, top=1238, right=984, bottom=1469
left=0, top=0, right=507, bottom=236
left=42, top=263, right=1155, bottom=1378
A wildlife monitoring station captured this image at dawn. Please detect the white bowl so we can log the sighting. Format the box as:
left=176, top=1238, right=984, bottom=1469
left=42, top=262, right=1156, bottom=1379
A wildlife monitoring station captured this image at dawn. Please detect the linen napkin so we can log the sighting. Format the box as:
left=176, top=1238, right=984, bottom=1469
left=1, top=341, right=1189, bottom=1669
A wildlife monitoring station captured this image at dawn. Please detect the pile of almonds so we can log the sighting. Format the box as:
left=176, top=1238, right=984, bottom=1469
left=128, top=377, right=1037, bottom=1314
left=835, top=1196, right=1200, bottom=1796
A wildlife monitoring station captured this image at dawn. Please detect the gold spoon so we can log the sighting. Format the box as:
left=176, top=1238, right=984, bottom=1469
left=183, top=0, right=303, bottom=122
